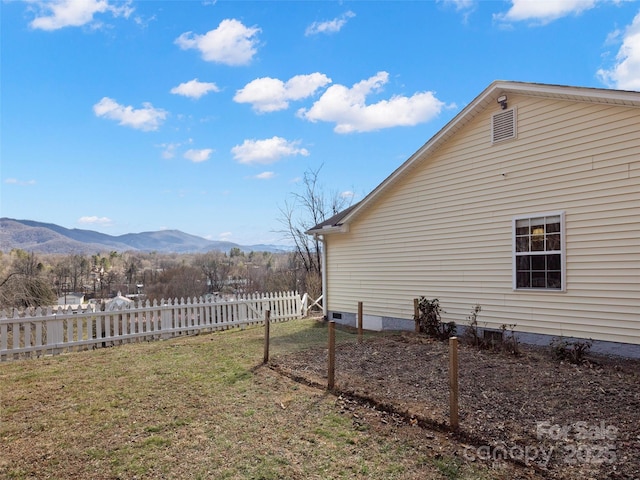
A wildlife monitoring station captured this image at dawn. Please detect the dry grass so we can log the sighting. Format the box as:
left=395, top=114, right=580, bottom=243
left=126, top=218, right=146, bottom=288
left=1, top=319, right=516, bottom=479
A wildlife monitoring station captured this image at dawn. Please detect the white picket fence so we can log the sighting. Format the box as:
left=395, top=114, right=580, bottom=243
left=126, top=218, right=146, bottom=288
left=0, top=291, right=308, bottom=361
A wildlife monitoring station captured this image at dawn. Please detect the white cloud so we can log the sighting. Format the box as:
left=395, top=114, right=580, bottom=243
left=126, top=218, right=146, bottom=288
left=170, top=79, right=220, bottom=99
left=175, top=18, right=260, bottom=66
left=494, top=0, right=598, bottom=25
left=234, top=73, right=331, bottom=113
left=298, top=71, right=446, bottom=133
left=93, top=97, right=167, bottom=131
left=231, top=136, right=309, bottom=165
left=184, top=148, right=213, bottom=163
left=598, top=12, right=640, bottom=91
left=440, top=0, right=475, bottom=11
left=133, top=12, right=156, bottom=29
left=340, top=190, right=355, bottom=199
left=439, top=0, right=476, bottom=22
left=28, top=0, right=133, bottom=31
left=78, top=216, right=112, bottom=226
left=254, top=171, right=275, bottom=180
left=157, top=142, right=179, bottom=159
left=219, top=231, right=233, bottom=240
left=4, top=178, right=36, bottom=186
left=305, top=11, right=355, bottom=36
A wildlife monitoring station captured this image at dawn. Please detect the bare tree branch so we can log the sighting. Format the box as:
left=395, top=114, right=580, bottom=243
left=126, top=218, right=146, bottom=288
left=276, top=165, right=353, bottom=298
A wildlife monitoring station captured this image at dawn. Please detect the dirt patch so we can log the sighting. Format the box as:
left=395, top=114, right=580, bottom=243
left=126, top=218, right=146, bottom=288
left=272, top=332, right=640, bottom=480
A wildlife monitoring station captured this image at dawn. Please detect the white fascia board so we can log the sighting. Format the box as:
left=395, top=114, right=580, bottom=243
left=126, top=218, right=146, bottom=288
left=307, top=224, right=349, bottom=236
left=320, top=224, right=349, bottom=234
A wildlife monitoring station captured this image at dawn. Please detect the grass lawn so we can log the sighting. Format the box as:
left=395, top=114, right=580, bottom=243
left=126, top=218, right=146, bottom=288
left=1, top=319, right=512, bottom=479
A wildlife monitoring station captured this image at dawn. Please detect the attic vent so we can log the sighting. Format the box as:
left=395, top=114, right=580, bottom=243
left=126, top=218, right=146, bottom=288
left=492, top=107, right=517, bottom=143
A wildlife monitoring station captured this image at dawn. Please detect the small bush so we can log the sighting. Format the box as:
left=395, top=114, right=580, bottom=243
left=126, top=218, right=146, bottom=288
left=460, top=304, right=483, bottom=347
left=550, top=337, right=593, bottom=364
left=500, top=323, right=519, bottom=356
left=461, top=304, right=519, bottom=355
left=415, top=297, right=456, bottom=340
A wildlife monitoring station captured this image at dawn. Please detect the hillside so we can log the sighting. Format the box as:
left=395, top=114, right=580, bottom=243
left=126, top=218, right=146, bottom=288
left=0, top=218, right=287, bottom=254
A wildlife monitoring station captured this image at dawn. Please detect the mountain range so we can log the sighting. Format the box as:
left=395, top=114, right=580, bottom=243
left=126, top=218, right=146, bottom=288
left=0, top=218, right=289, bottom=255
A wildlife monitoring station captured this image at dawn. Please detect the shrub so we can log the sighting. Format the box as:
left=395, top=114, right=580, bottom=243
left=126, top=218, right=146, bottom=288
left=461, top=304, right=519, bottom=355
left=550, top=337, right=593, bottom=364
left=460, top=304, right=483, bottom=347
left=415, top=297, right=456, bottom=340
left=500, top=323, right=519, bottom=356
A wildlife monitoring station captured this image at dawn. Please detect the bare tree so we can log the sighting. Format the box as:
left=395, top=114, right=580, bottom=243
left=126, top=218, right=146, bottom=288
left=277, top=165, right=352, bottom=297
left=196, top=251, right=232, bottom=293
left=51, top=257, right=72, bottom=296
left=62, top=254, right=89, bottom=293
left=145, top=265, right=206, bottom=302
left=124, top=256, right=141, bottom=289
left=102, top=270, right=120, bottom=298
left=0, top=250, right=56, bottom=309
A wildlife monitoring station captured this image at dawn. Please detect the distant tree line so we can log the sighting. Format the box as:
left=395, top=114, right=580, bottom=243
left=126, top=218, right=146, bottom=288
left=0, top=248, right=312, bottom=310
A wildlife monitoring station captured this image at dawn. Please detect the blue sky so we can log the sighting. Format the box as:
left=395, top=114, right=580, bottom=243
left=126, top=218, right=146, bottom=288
left=2, top=0, right=639, bottom=246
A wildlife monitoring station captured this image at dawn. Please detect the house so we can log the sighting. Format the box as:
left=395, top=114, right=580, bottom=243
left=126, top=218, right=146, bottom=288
left=57, top=293, right=85, bottom=307
left=105, top=292, right=134, bottom=311
left=307, top=81, right=640, bottom=357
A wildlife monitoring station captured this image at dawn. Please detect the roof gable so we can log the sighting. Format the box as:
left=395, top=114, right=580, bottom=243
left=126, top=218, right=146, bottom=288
left=307, top=80, right=640, bottom=235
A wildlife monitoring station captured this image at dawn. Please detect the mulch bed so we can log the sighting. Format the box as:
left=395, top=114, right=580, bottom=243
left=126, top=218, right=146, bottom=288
left=271, top=332, right=640, bottom=480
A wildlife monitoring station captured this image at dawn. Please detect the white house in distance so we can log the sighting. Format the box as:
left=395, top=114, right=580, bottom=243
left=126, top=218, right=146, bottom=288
left=105, top=292, right=134, bottom=311
left=307, top=81, right=640, bottom=357
left=57, top=293, right=85, bottom=307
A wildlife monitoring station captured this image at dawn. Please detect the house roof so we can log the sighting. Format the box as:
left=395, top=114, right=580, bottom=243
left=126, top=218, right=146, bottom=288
left=306, top=80, right=640, bottom=236
left=306, top=202, right=360, bottom=234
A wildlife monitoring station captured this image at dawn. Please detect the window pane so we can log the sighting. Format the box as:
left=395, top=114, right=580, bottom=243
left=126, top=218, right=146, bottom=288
left=531, top=255, right=546, bottom=271
left=531, top=235, right=544, bottom=251
left=516, top=256, right=530, bottom=270
left=546, top=234, right=560, bottom=251
left=515, top=219, right=529, bottom=236
left=547, top=254, right=561, bottom=270
left=531, top=217, right=545, bottom=228
left=517, top=271, right=530, bottom=288
left=516, top=236, right=529, bottom=252
left=531, top=271, right=546, bottom=287
left=546, top=217, right=560, bottom=233
left=547, top=271, right=562, bottom=289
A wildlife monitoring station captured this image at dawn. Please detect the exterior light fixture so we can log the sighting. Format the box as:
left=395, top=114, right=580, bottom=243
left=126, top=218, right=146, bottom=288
left=497, top=95, right=508, bottom=109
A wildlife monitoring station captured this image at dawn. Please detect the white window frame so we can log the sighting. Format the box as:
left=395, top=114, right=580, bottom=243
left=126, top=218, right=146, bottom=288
left=512, top=211, right=566, bottom=292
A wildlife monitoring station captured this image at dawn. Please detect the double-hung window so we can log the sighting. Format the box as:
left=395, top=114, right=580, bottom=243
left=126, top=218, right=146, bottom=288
left=513, top=212, right=565, bottom=291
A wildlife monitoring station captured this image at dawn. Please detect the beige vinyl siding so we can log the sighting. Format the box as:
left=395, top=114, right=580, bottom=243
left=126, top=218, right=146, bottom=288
left=325, top=94, right=640, bottom=345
